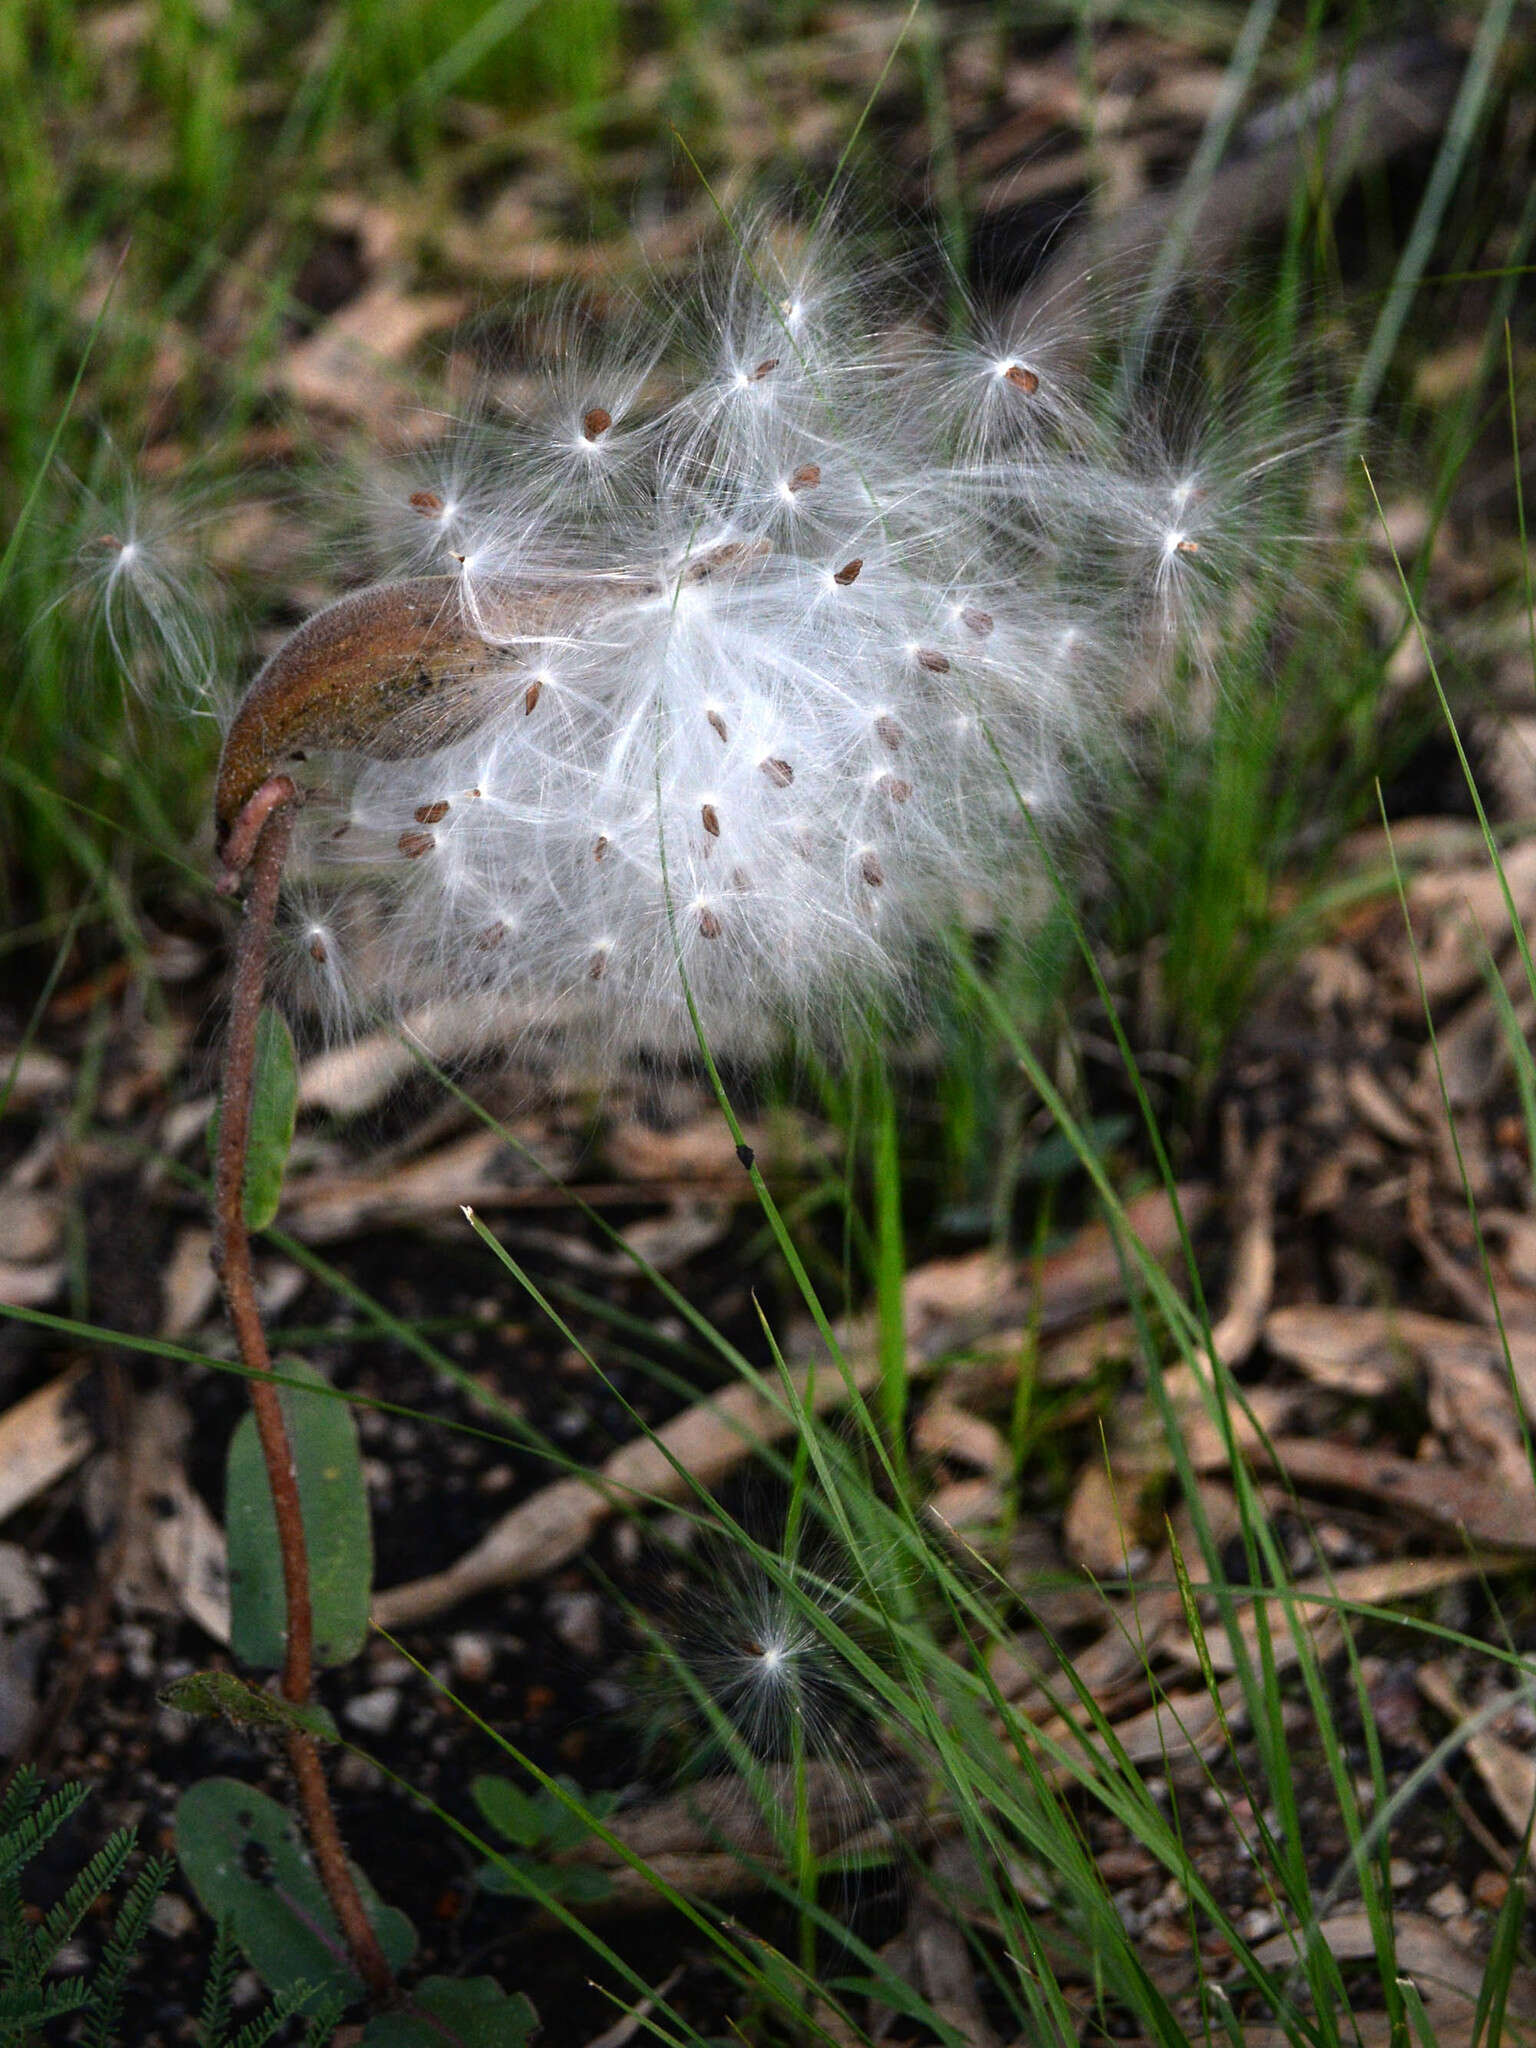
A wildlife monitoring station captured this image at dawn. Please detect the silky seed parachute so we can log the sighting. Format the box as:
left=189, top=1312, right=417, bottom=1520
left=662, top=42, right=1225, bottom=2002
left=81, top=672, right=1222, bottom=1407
left=166, top=218, right=1314, bottom=1054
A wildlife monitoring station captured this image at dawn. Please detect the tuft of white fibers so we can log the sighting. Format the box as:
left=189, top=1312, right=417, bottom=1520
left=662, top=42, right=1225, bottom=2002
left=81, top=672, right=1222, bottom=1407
left=67, top=456, right=231, bottom=718
left=638, top=1510, right=905, bottom=1892
left=209, top=215, right=1320, bottom=1057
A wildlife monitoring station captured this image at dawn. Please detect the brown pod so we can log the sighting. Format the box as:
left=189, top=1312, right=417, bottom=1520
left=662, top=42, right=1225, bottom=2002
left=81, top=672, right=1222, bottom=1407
left=215, top=573, right=643, bottom=859
left=214, top=578, right=492, bottom=855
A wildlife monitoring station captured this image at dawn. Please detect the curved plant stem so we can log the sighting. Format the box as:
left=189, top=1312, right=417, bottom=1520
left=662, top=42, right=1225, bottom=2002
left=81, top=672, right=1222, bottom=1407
left=212, top=775, right=395, bottom=2005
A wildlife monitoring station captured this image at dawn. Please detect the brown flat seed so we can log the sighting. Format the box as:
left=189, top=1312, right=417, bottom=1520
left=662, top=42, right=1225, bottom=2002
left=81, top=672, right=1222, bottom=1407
left=474, top=921, right=507, bottom=952
left=593, top=835, right=609, bottom=863
left=398, top=830, right=435, bottom=859
left=701, top=803, right=721, bottom=837
left=524, top=678, right=543, bottom=715
left=875, top=715, right=903, bottom=750
left=962, top=608, right=994, bottom=637
left=788, top=463, right=821, bottom=492
left=698, top=907, right=723, bottom=938
left=582, top=406, right=612, bottom=440
left=414, top=800, right=450, bottom=824
left=1175, top=538, right=1200, bottom=554
left=760, top=757, right=794, bottom=787
left=833, top=557, right=863, bottom=585
left=731, top=868, right=750, bottom=891
left=1004, top=363, right=1040, bottom=394
left=330, top=821, right=351, bottom=841
left=707, top=708, right=729, bottom=742
left=882, top=776, right=912, bottom=804
left=860, top=850, right=884, bottom=888
left=916, top=647, right=950, bottom=673
left=588, top=949, right=608, bottom=981
left=308, top=936, right=328, bottom=964
left=409, top=490, right=444, bottom=514
left=751, top=358, right=780, bottom=380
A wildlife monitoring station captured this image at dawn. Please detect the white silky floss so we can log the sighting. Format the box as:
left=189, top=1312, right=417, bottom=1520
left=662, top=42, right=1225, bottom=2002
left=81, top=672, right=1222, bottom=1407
left=252, top=221, right=1300, bottom=1054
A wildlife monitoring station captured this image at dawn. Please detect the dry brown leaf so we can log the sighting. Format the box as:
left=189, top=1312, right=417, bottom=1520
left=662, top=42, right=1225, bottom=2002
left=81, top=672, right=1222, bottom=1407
left=1417, top=1660, right=1536, bottom=1840
left=603, top=1111, right=826, bottom=1183
left=988, top=1585, right=1185, bottom=1715
left=0, top=1368, right=93, bottom=1524
left=620, top=1198, right=732, bottom=1273
left=1209, top=1121, right=1281, bottom=1368
left=1062, top=1462, right=1153, bottom=1576
left=1265, top=1435, right=1536, bottom=1548
left=914, top=1398, right=1010, bottom=1475
left=159, top=1227, right=219, bottom=1339
left=286, top=1130, right=541, bottom=1241
left=1250, top=1910, right=1518, bottom=2010
left=1344, top=1064, right=1423, bottom=1147
left=86, top=1390, right=230, bottom=1639
left=1164, top=1557, right=1502, bottom=1679
left=1404, top=840, right=1536, bottom=1001
left=279, top=284, right=465, bottom=424
left=0, top=1260, right=64, bottom=1309
left=925, top=1476, right=1004, bottom=1535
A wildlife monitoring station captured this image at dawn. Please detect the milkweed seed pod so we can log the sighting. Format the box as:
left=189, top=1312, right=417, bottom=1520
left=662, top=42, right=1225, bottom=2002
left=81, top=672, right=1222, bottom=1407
left=190, top=218, right=1314, bottom=1056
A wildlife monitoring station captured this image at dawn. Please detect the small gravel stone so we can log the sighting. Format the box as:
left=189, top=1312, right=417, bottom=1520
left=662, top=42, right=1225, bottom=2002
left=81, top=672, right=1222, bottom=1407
left=1427, top=1880, right=1468, bottom=1919
left=545, top=1589, right=602, bottom=1660
left=150, top=1891, right=197, bottom=1940
left=344, top=1687, right=402, bottom=1735
left=0, top=1544, right=45, bottom=1621
left=1240, top=1907, right=1281, bottom=1941
left=449, top=1631, right=495, bottom=1683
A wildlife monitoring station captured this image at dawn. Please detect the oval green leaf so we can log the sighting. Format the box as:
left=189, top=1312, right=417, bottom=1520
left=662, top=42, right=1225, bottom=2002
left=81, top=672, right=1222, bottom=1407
left=175, top=1777, right=415, bottom=2012
left=242, top=1004, right=298, bottom=1231
left=360, top=1976, right=538, bottom=2047
left=226, top=1358, right=372, bottom=1669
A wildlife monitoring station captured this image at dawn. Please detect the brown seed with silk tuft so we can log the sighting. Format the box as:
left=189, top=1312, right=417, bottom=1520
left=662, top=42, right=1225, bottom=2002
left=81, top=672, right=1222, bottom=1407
left=398, top=830, right=435, bottom=859
left=414, top=800, right=450, bottom=825
left=701, top=803, right=721, bottom=838
left=582, top=406, right=612, bottom=440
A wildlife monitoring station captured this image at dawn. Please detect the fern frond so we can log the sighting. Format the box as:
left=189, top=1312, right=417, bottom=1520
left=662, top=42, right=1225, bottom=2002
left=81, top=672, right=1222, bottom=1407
left=79, top=1853, right=173, bottom=2048
left=26, top=1828, right=136, bottom=1984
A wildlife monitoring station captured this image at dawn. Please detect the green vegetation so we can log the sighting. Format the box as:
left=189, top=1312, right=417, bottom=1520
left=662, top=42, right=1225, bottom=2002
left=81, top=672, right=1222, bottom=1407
left=3, top=0, right=1535, bottom=2040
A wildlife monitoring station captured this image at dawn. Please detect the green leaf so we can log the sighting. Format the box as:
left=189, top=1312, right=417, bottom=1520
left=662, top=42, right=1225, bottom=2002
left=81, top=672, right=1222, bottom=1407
left=225, top=1358, right=372, bottom=1669
left=174, top=1779, right=415, bottom=2013
left=159, top=1670, right=339, bottom=1744
left=225, top=1005, right=297, bottom=1231
left=469, top=1775, right=544, bottom=1850
left=477, top=1854, right=613, bottom=1905
left=360, top=1975, right=538, bottom=2047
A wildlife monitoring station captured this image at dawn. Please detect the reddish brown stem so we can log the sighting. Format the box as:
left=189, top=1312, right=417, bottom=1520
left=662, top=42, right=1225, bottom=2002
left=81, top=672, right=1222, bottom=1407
left=212, top=776, right=394, bottom=2005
